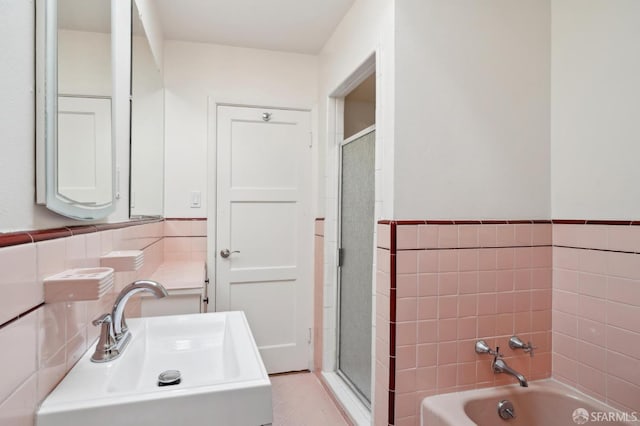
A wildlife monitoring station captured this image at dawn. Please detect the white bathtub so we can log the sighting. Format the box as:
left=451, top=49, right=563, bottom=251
left=421, top=379, right=637, bottom=426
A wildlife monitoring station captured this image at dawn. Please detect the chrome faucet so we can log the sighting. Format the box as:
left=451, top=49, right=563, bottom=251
left=493, top=358, right=528, bottom=387
left=112, top=280, right=168, bottom=339
left=475, top=340, right=529, bottom=387
left=91, top=280, right=168, bottom=363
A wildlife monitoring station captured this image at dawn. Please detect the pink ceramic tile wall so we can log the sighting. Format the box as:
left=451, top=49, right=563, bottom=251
left=0, top=221, right=168, bottom=423
left=163, top=219, right=207, bottom=261
left=552, top=224, right=640, bottom=413
left=377, top=222, right=553, bottom=426
left=314, top=219, right=325, bottom=372
left=375, top=223, right=392, bottom=426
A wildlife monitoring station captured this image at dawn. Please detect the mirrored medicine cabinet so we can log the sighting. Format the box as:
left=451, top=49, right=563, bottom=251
left=36, top=0, right=165, bottom=221
left=36, top=0, right=116, bottom=220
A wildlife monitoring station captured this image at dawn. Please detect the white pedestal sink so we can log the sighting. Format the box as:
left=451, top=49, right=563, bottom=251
left=37, top=312, right=272, bottom=426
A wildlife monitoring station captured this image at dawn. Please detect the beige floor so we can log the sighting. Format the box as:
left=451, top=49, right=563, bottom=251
left=270, top=372, right=352, bottom=426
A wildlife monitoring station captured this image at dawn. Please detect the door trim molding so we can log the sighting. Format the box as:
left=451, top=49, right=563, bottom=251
left=321, top=51, right=384, bottom=417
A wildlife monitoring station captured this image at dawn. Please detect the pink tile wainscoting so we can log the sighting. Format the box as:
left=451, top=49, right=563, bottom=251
left=377, top=221, right=554, bottom=426
left=163, top=218, right=208, bottom=261
left=376, top=220, right=640, bottom=425
left=0, top=219, right=207, bottom=424
left=314, top=219, right=325, bottom=372
left=552, top=223, right=640, bottom=413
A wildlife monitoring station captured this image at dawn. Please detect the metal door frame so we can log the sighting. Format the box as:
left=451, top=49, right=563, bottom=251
left=335, top=124, right=376, bottom=407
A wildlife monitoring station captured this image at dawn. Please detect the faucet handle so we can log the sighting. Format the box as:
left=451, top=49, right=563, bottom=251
left=509, top=336, right=537, bottom=356
left=475, top=340, right=502, bottom=357
left=91, top=313, right=116, bottom=362
left=475, top=340, right=491, bottom=354
left=526, top=342, right=538, bottom=356
left=92, top=313, right=112, bottom=326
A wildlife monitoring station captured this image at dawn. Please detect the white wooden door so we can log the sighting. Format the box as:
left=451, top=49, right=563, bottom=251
left=216, top=105, right=313, bottom=374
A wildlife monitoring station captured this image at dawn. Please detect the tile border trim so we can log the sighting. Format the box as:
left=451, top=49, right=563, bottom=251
left=383, top=219, right=640, bottom=226
left=554, top=244, right=640, bottom=255
left=0, top=232, right=33, bottom=247
left=0, top=217, right=163, bottom=248
left=0, top=303, right=44, bottom=329
left=388, top=220, right=553, bottom=225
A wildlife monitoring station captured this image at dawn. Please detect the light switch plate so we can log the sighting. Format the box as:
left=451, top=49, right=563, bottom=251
left=190, top=191, right=201, bottom=208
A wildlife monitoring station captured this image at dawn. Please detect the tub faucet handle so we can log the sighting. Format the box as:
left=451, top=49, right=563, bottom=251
left=509, top=336, right=537, bottom=356
left=475, top=340, right=501, bottom=357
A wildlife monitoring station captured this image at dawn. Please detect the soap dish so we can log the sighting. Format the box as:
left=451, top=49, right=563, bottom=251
left=44, top=267, right=114, bottom=303
left=100, top=250, right=144, bottom=271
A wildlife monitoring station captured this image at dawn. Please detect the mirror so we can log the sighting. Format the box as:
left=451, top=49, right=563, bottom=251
left=36, top=0, right=116, bottom=220
left=130, top=1, right=164, bottom=218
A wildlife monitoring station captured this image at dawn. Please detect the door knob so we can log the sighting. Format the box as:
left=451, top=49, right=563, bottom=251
left=220, top=249, right=240, bottom=258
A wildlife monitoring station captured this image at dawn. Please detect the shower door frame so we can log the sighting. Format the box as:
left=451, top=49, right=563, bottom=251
left=335, top=124, right=376, bottom=408
left=320, top=52, right=382, bottom=426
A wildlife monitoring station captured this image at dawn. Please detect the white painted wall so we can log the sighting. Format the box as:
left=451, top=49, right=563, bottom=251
left=163, top=41, right=318, bottom=218
left=393, top=0, right=551, bottom=220
left=318, top=0, right=395, bottom=220
left=0, top=0, right=42, bottom=232
left=0, top=0, right=130, bottom=232
left=551, top=0, right=640, bottom=220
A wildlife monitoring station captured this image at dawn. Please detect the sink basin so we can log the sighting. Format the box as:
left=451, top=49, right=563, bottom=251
left=37, top=312, right=272, bottom=426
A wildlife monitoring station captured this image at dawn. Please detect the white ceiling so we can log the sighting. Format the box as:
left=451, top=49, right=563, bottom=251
left=154, top=0, right=355, bottom=54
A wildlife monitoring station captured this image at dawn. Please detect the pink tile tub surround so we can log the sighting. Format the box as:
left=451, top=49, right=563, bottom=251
left=376, top=221, right=553, bottom=426
left=552, top=223, right=640, bottom=413
left=0, top=218, right=201, bottom=424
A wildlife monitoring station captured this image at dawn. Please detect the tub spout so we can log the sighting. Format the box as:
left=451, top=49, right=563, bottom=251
left=493, top=358, right=528, bottom=387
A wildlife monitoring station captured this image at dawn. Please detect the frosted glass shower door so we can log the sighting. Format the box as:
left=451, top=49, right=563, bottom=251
left=338, top=127, right=375, bottom=403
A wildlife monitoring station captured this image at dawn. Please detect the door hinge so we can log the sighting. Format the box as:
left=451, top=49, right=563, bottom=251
left=337, top=248, right=344, bottom=267
left=309, top=131, right=313, bottom=148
